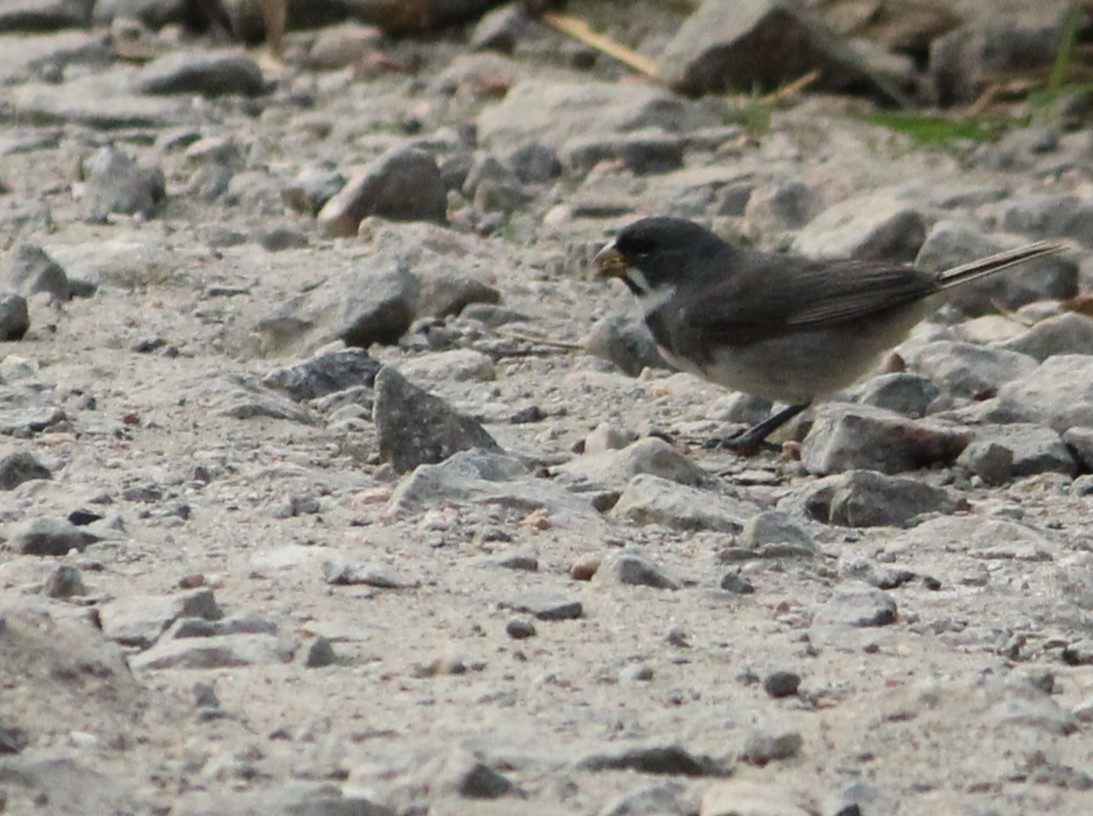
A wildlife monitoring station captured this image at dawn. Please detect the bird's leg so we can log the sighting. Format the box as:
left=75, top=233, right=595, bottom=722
left=711, top=402, right=810, bottom=455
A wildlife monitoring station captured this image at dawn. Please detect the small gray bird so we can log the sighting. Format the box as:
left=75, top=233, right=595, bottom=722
left=595, top=216, right=1067, bottom=453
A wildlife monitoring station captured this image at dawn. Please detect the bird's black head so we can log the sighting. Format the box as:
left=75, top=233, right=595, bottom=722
left=595, top=217, right=730, bottom=298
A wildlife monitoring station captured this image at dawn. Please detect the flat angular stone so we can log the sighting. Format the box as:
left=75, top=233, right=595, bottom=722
left=138, top=50, right=265, bottom=97
left=611, top=475, right=760, bottom=533
left=804, top=469, right=960, bottom=527
left=997, top=355, right=1093, bottom=433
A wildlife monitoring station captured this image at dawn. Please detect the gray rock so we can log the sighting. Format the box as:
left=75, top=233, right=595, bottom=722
left=794, top=192, right=927, bottom=263
left=13, top=74, right=185, bottom=129
left=701, top=781, right=810, bottom=816
left=397, top=349, right=496, bottom=383
left=5, top=517, right=96, bottom=556
left=261, top=259, right=420, bottom=354
left=561, top=437, right=708, bottom=489
left=930, top=19, right=1062, bottom=106
left=82, top=145, right=165, bottom=221
left=304, top=636, right=337, bottom=668
left=658, top=0, right=903, bottom=104
left=43, top=564, right=87, bottom=598
left=501, top=591, right=583, bottom=621
left=138, top=50, right=265, bottom=97
left=167, top=612, right=277, bottom=639
left=0, top=0, right=93, bottom=31
left=837, top=555, right=918, bottom=590
left=957, top=439, right=1014, bottom=485
left=910, top=341, right=1037, bottom=399
left=0, top=241, right=69, bottom=301
left=409, top=750, right=517, bottom=800
left=594, top=549, right=681, bottom=590
left=99, top=588, right=221, bottom=649
left=821, top=783, right=893, bottom=816
left=814, top=583, right=897, bottom=627
left=611, top=474, right=760, bottom=533
left=743, top=180, right=819, bottom=234
left=216, top=376, right=314, bottom=424
left=506, top=142, right=562, bottom=184
left=802, top=403, right=971, bottom=474
left=171, top=783, right=394, bottom=816
left=577, top=739, right=722, bottom=776
left=999, top=193, right=1093, bottom=248
left=416, top=269, right=500, bottom=318
left=960, top=424, right=1077, bottom=479
left=318, top=146, right=446, bottom=237
left=998, top=312, right=1093, bottom=361
left=915, top=219, right=1078, bottom=313
left=477, top=80, right=712, bottom=151
left=281, top=166, right=346, bottom=216
left=0, top=292, right=30, bottom=340
left=763, top=670, right=801, bottom=698
left=322, top=555, right=408, bottom=589
left=470, top=2, right=529, bottom=52
left=0, top=386, right=65, bottom=435
left=131, top=633, right=295, bottom=671
left=505, top=617, right=536, bottom=639
left=373, top=366, right=500, bottom=472
left=562, top=130, right=684, bottom=177
left=1063, top=426, right=1093, bottom=470
left=584, top=312, right=667, bottom=376
left=303, top=21, right=383, bottom=70
left=854, top=372, right=939, bottom=418
left=0, top=451, right=51, bottom=490
left=261, top=349, right=380, bottom=402
left=598, top=783, right=687, bottom=816
left=740, top=728, right=804, bottom=765
left=0, top=30, right=109, bottom=85
left=740, top=510, right=816, bottom=551
left=997, top=355, right=1093, bottom=433
left=805, top=469, right=959, bottom=527
left=92, top=0, right=188, bottom=27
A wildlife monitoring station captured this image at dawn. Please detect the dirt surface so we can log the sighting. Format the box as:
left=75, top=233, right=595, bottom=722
left=1, top=3, right=1092, bottom=816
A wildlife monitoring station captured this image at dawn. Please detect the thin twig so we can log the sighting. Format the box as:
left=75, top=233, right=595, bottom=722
left=493, top=328, right=585, bottom=350
left=759, top=69, right=823, bottom=104
left=541, top=12, right=658, bottom=77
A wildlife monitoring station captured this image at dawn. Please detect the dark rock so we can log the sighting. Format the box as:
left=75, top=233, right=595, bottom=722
left=92, top=0, right=189, bottom=27
left=82, top=146, right=165, bottom=221
left=0, top=451, right=51, bottom=490
left=658, top=0, right=904, bottom=104
left=506, top=142, right=562, bottom=184
left=803, top=403, right=971, bottom=474
left=318, top=146, right=447, bottom=236
left=138, top=50, right=265, bottom=97
left=505, top=617, right=536, bottom=639
left=304, top=636, right=337, bottom=668
left=417, top=270, right=500, bottom=318
left=502, top=591, right=583, bottom=621
left=5, top=518, right=97, bottom=556
left=837, top=555, right=918, bottom=590
left=805, top=469, right=960, bottom=527
left=258, top=225, right=308, bottom=252
left=261, top=349, right=381, bottom=402
left=0, top=293, right=29, bottom=339
left=1064, top=427, right=1093, bottom=471
left=577, top=740, right=723, bottom=776
left=740, top=510, right=817, bottom=553
left=0, top=241, right=69, bottom=301
left=855, top=372, right=939, bottom=418
left=719, top=572, right=755, bottom=594
left=44, top=564, right=87, bottom=598
left=594, top=549, right=680, bottom=589
left=373, top=366, right=500, bottom=472
left=930, top=19, right=1062, bottom=106
left=957, top=439, right=1014, bottom=485
left=0, top=0, right=93, bottom=32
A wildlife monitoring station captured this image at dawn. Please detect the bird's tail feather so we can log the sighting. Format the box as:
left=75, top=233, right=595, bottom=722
left=937, top=240, right=1069, bottom=290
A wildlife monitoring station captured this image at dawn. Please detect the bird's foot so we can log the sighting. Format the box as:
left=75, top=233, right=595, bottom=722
left=702, top=432, right=779, bottom=457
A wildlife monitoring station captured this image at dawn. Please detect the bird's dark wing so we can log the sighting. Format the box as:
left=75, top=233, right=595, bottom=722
left=676, top=253, right=939, bottom=346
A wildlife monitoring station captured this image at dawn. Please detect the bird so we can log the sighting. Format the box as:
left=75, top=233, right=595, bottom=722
left=594, top=216, right=1068, bottom=454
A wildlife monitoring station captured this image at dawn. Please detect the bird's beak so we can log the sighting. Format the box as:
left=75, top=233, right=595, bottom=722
left=594, top=239, right=628, bottom=279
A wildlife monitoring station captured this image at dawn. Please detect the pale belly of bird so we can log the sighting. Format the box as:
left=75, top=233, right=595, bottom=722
left=662, top=302, right=932, bottom=405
